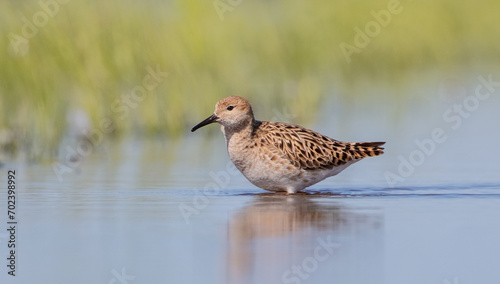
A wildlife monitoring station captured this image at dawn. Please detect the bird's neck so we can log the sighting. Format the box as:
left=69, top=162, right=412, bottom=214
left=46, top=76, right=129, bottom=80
left=223, top=119, right=260, bottom=146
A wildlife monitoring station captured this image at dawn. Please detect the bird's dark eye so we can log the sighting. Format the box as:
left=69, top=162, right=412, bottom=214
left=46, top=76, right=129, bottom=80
left=226, top=105, right=235, bottom=111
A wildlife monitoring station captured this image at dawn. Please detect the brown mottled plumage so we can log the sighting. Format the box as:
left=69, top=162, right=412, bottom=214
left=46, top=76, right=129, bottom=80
left=255, top=122, right=384, bottom=170
left=192, top=96, right=385, bottom=194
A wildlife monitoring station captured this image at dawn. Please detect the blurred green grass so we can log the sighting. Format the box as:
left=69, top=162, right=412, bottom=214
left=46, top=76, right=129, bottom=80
left=0, top=0, right=499, bottom=160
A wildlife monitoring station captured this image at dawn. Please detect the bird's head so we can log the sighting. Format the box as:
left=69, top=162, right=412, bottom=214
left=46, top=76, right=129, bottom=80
left=191, top=96, right=254, bottom=132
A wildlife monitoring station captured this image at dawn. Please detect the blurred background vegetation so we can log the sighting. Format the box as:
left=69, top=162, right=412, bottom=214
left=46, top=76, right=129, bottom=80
left=1, top=0, right=499, bottom=161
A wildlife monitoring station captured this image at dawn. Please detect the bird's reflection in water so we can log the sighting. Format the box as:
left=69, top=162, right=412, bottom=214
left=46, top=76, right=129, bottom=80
left=227, top=193, right=383, bottom=284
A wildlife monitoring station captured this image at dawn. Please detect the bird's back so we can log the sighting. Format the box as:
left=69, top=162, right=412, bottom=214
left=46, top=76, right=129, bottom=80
left=254, top=121, right=385, bottom=171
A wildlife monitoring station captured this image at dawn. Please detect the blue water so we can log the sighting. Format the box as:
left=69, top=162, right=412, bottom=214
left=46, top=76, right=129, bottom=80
left=1, top=85, right=499, bottom=284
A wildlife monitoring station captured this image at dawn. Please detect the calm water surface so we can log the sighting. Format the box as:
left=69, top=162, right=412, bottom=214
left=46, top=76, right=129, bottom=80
left=1, top=92, right=499, bottom=284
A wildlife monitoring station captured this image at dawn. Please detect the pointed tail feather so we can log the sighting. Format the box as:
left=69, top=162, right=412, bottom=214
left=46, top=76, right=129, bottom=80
left=350, top=141, right=385, bottom=158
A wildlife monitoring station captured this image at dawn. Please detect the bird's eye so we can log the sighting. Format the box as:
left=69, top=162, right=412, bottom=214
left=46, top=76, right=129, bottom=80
left=226, top=105, right=235, bottom=111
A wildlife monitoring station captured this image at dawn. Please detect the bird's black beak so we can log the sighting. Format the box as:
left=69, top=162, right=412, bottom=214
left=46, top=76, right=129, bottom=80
left=191, top=114, right=219, bottom=132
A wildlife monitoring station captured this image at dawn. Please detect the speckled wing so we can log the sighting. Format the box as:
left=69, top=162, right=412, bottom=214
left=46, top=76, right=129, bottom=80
left=255, top=121, right=385, bottom=170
